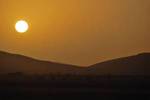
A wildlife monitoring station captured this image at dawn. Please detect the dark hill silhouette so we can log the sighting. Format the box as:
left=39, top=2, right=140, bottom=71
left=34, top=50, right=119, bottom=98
left=0, top=51, right=83, bottom=74
left=0, top=51, right=150, bottom=75
left=87, top=53, right=150, bottom=75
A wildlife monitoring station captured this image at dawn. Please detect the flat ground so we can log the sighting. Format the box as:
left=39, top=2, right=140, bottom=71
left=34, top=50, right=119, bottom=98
left=0, top=75, right=150, bottom=99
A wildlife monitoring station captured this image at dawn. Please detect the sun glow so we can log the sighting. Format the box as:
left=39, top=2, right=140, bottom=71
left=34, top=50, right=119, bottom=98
left=15, top=20, right=29, bottom=33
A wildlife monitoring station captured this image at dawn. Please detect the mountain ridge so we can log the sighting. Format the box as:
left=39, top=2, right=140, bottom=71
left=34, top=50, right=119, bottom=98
left=0, top=50, right=81, bottom=67
left=0, top=51, right=83, bottom=74
left=87, top=52, right=150, bottom=75
left=0, top=50, right=150, bottom=75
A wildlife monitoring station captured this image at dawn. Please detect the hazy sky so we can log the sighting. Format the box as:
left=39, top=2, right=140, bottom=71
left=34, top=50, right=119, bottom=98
left=0, top=0, right=150, bottom=66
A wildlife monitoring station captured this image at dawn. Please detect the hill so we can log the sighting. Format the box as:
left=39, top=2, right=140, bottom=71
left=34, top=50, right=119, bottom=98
left=0, top=51, right=82, bottom=74
left=0, top=51, right=150, bottom=75
left=87, top=53, right=150, bottom=75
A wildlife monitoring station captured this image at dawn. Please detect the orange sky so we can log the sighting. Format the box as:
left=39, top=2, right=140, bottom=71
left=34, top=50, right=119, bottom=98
left=0, top=0, right=150, bottom=66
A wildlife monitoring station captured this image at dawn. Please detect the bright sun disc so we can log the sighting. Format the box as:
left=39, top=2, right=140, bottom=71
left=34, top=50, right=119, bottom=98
left=15, top=20, right=29, bottom=33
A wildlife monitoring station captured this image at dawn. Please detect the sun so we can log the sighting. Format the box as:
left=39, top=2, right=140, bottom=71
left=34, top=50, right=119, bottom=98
left=15, top=20, right=29, bottom=33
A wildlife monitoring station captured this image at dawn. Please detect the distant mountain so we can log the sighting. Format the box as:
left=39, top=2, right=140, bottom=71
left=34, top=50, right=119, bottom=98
left=87, top=53, right=150, bottom=75
left=0, top=51, right=83, bottom=74
left=0, top=51, right=150, bottom=75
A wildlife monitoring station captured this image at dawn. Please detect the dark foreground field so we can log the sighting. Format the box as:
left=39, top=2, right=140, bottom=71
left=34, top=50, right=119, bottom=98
left=0, top=74, right=150, bottom=99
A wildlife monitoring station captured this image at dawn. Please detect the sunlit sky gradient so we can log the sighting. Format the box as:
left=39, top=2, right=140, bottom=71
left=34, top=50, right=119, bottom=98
left=0, top=0, right=150, bottom=66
